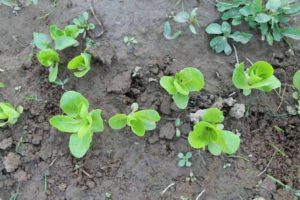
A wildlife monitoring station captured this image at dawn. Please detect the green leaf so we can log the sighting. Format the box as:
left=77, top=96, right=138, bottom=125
left=163, top=21, right=182, bottom=40
left=202, top=108, right=224, bottom=124
left=33, top=32, right=51, bottom=50
left=0, top=102, right=21, bottom=126
left=266, top=0, right=281, bottom=11
left=174, top=11, right=189, bottom=23
left=69, top=133, right=92, bottom=158
left=188, top=121, right=210, bottom=148
left=173, top=93, right=189, bottom=109
left=67, top=53, right=91, bottom=78
left=64, top=25, right=80, bottom=39
left=206, top=23, right=222, bottom=34
left=189, top=24, right=197, bottom=34
left=0, top=82, right=5, bottom=88
left=224, top=39, right=232, bottom=55
left=109, top=114, right=127, bottom=129
left=293, top=70, right=300, bottom=91
left=232, top=63, right=249, bottom=89
left=49, top=24, right=65, bottom=40
left=255, top=13, right=272, bottom=23
left=250, top=0, right=263, bottom=14
left=90, top=109, right=104, bottom=132
left=221, top=22, right=231, bottom=35
left=129, top=118, right=145, bottom=136
left=133, top=110, right=160, bottom=122
left=210, top=36, right=227, bottom=53
left=177, top=67, right=205, bottom=92
left=208, top=143, right=222, bottom=156
left=248, top=61, right=274, bottom=81
left=174, top=80, right=189, bottom=95
left=282, top=27, right=300, bottom=40
left=229, top=31, right=252, bottom=44
left=282, top=3, right=300, bottom=15
left=37, top=49, right=59, bottom=67
left=49, top=63, right=58, bottom=82
left=160, top=76, right=177, bottom=95
left=49, top=115, right=82, bottom=133
left=60, top=91, right=89, bottom=118
left=54, top=36, right=78, bottom=50
left=220, top=131, right=240, bottom=154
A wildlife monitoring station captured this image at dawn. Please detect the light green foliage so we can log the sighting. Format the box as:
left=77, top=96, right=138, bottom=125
left=292, top=70, right=300, bottom=114
left=37, top=49, right=59, bottom=82
left=178, top=152, right=192, bottom=167
left=73, top=12, right=95, bottom=38
left=67, top=53, right=91, bottom=77
left=232, top=61, right=281, bottom=96
left=186, top=171, right=197, bottom=183
left=206, top=22, right=252, bottom=55
left=49, top=91, right=104, bottom=158
left=174, top=8, right=199, bottom=34
left=0, top=102, right=23, bottom=127
left=0, top=82, right=5, bottom=88
left=49, top=24, right=80, bottom=50
left=108, top=103, right=160, bottom=137
left=216, top=0, right=300, bottom=45
left=188, top=108, right=240, bottom=156
left=123, top=36, right=138, bottom=45
left=163, top=21, right=182, bottom=40
left=160, top=67, right=205, bottom=109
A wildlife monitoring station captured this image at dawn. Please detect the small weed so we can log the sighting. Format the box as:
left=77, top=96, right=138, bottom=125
left=178, top=152, right=192, bottom=167
left=163, top=21, right=182, bottom=40
left=180, top=196, right=189, bottom=200
left=175, top=118, right=182, bottom=137
left=174, top=8, right=199, bottom=34
left=54, top=78, right=69, bottom=90
left=186, top=171, right=197, bottom=183
left=123, top=36, right=138, bottom=46
left=292, top=70, right=300, bottom=114
left=267, top=174, right=300, bottom=198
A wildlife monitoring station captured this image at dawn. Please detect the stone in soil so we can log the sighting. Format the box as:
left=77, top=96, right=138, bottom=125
left=159, top=122, right=175, bottom=140
left=3, top=152, right=21, bottom=173
left=160, top=95, right=171, bottom=115
left=229, top=103, right=245, bottom=119
left=0, top=137, right=13, bottom=150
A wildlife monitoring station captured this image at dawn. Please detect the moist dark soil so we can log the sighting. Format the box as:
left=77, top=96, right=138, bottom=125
left=0, top=1, right=299, bottom=200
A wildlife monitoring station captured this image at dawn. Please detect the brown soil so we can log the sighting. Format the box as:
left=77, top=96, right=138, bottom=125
left=0, top=1, right=299, bottom=200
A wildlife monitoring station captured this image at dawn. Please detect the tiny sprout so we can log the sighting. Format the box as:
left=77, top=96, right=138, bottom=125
left=164, top=21, right=182, bottom=40
left=186, top=171, right=197, bottom=183
left=178, top=152, right=192, bottom=167
left=174, top=8, right=199, bottom=34
left=54, top=78, right=69, bottom=90
left=123, top=36, right=138, bottom=46
left=180, top=197, right=189, bottom=200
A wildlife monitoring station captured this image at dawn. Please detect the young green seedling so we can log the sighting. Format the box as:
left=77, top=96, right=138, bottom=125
left=163, top=21, right=182, bottom=40
left=123, top=36, right=138, bottom=46
left=0, top=82, right=5, bottom=88
left=188, top=108, right=240, bottom=156
left=178, top=152, right=192, bottom=167
left=160, top=67, right=205, bottom=109
left=0, top=102, right=23, bottom=127
left=232, top=61, right=281, bottom=96
left=216, top=0, right=300, bottom=45
left=292, top=70, right=300, bottom=114
left=174, top=8, right=199, bottom=34
left=108, top=103, right=160, bottom=137
left=49, top=24, right=80, bottom=50
left=67, top=53, right=92, bottom=78
left=37, top=49, right=60, bottom=82
left=73, top=12, right=95, bottom=38
left=205, top=22, right=252, bottom=55
left=186, top=171, right=197, bottom=183
left=49, top=91, right=104, bottom=158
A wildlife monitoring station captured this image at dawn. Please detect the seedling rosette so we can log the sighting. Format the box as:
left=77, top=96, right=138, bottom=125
left=174, top=8, right=199, bottom=34
left=160, top=67, right=205, bottom=109
left=109, top=103, right=160, bottom=137
left=67, top=53, right=92, bottom=77
left=49, top=91, right=104, bottom=158
left=188, top=108, right=240, bottom=156
left=232, top=61, right=281, bottom=96
left=37, top=49, right=60, bottom=82
left=0, top=102, right=23, bottom=127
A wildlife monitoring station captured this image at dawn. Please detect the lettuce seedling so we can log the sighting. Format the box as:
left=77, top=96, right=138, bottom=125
left=108, top=103, right=160, bottom=137
left=206, top=22, right=252, bottom=55
left=174, top=8, right=199, bottom=34
left=188, top=108, right=240, bottom=156
left=49, top=91, right=104, bottom=158
left=160, top=67, right=205, bottom=109
left=163, top=21, right=182, bottom=40
left=0, top=102, right=23, bottom=127
left=67, top=53, right=91, bottom=78
left=73, top=12, right=95, bottom=38
left=37, top=49, right=60, bottom=82
left=292, top=70, right=300, bottom=114
left=216, top=0, right=300, bottom=45
left=49, top=24, right=79, bottom=50
left=232, top=61, right=281, bottom=96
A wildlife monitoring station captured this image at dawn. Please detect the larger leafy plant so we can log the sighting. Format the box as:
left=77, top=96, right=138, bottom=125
left=0, top=102, right=23, bottom=127
left=49, top=91, right=104, bottom=158
left=160, top=67, right=205, bottom=109
left=232, top=61, right=281, bottom=96
left=108, top=103, right=160, bottom=137
left=292, top=70, right=300, bottom=114
left=206, top=22, right=252, bottom=55
left=188, top=108, right=240, bottom=156
left=216, top=0, right=300, bottom=45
